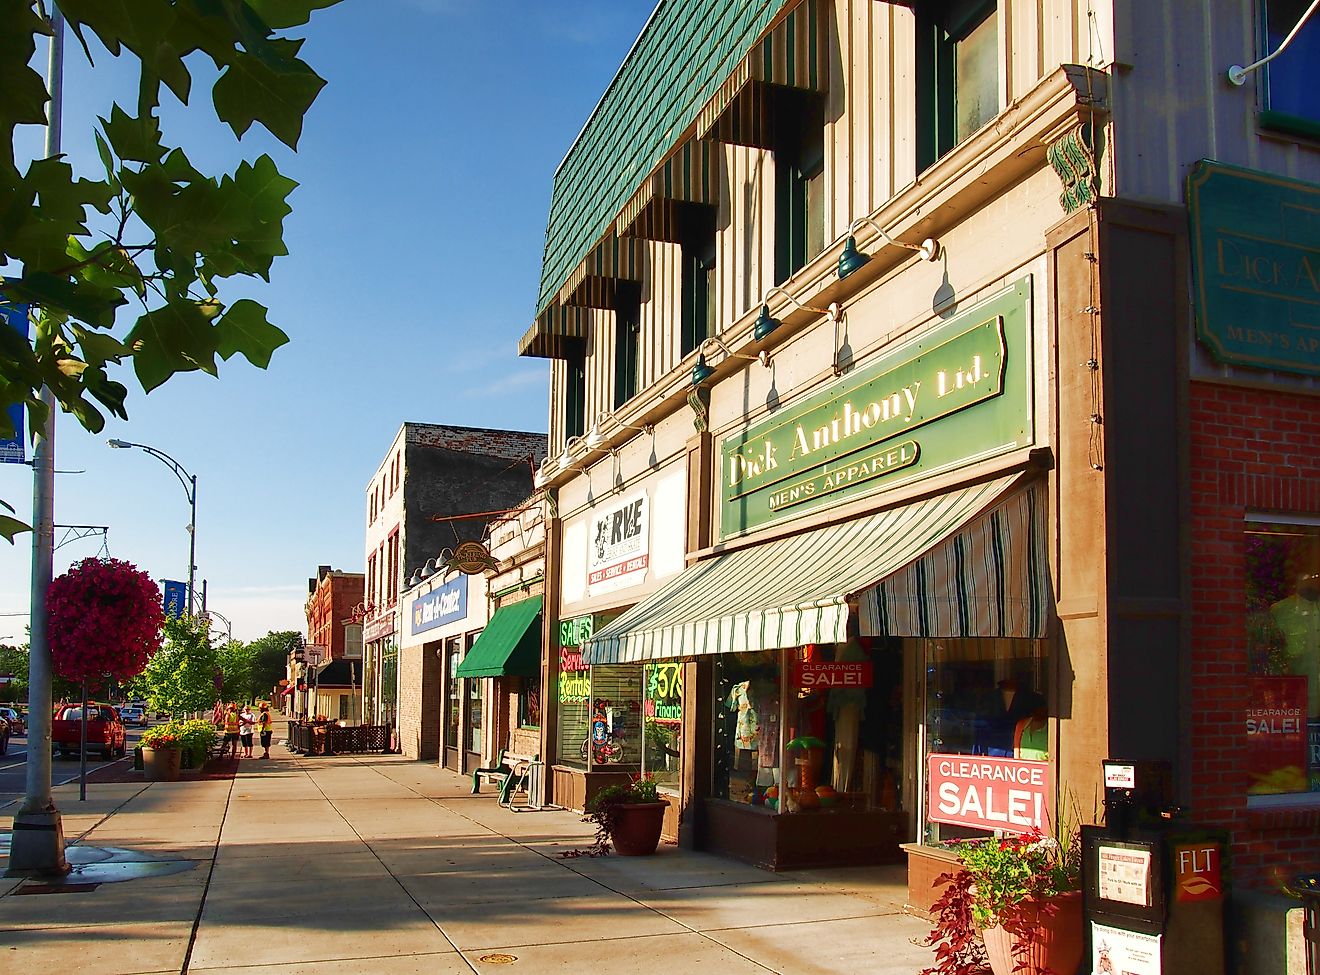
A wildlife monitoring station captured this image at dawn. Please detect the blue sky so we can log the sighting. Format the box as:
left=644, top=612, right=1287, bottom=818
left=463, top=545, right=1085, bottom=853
left=0, top=0, right=656, bottom=642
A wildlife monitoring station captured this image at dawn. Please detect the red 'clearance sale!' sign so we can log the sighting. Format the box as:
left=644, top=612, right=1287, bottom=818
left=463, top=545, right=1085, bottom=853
left=927, top=754, right=1051, bottom=834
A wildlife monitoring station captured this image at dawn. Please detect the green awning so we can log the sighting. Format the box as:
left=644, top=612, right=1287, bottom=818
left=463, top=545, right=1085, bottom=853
left=455, top=596, right=543, bottom=679
left=582, top=475, right=1035, bottom=665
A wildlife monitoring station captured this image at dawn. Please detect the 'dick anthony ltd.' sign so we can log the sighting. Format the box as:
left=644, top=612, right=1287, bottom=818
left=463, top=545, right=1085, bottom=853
left=1189, top=160, right=1320, bottom=376
left=720, top=278, right=1032, bottom=536
left=587, top=490, right=650, bottom=597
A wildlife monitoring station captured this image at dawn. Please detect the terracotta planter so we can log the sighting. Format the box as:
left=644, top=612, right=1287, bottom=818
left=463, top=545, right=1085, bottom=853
left=142, top=745, right=182, bottom=783
left=609, top=800, right=670, bottom=856
left=982, top=890, right=1084, bottom=975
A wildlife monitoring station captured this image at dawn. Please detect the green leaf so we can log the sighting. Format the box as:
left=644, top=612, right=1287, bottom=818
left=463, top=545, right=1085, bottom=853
left=3, top=157, right=114, bottom=270
left=211, top=40, right=326, bottom=149
left=214, top=298, right=287, bottom=367
left=126, top=299, right=223, bottom=391
left=245, top=0, right=340, bottom=29
left=5, top=272, right=126, bottom=328
left=0, top=0, right=53, bottom=166
left=59, top=0, right=194, bottom=105
left=101, top=104, right=165, bottom=165
left=0, top=514, right=32, bottom=544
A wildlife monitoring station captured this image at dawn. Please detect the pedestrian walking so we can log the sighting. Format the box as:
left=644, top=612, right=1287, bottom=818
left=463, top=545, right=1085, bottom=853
left=220, top=703, right=241, bottom=759
left=259, top=704, right=273, bottom=759
left=239, top=703, right=256, bottom=758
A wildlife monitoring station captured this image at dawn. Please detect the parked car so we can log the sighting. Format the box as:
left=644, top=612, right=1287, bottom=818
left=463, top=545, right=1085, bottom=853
left=0, top=706, right=24, bottom=735
left=118, top=705, right=148, bottom=727
left=51, top=703, right=126, bottom=759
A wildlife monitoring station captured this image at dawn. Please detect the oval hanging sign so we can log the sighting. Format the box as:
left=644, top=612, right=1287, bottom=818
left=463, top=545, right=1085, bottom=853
left=448, top=541, right=498, bottom=575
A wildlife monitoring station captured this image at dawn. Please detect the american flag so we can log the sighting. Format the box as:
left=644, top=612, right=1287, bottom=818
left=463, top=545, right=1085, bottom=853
left=212, top=700, right=224, bottom=725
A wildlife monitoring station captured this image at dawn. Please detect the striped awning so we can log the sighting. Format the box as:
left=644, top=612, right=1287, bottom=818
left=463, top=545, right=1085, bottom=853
left=557, top=234, right=648, bottom=310
left=859, top=482, right=1049, bottom=639
left=519, top=303, right=588, bottom=360
left=697, top=0, right=829, bottom=150
left=616, top=139, right=721, bottom=243
left=582, top=474, right=1040, bottom=665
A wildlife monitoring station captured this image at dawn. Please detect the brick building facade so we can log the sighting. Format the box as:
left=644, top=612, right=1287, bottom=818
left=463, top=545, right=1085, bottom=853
left=304, top=565, right=365, bottom=662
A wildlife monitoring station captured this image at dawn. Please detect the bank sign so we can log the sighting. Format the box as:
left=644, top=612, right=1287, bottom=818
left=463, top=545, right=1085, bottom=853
left=587, top=489, right=650, bottom=596
left=410, top=576, right=467, bottom=635
left=1188, top=160, right=1320, bottom=376
left=721, top=278, right=1032, bottom=536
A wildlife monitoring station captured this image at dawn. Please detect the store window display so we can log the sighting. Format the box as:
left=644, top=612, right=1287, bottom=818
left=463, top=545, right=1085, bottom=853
left=642, top=662, right=683, bottom=790
left=712, top=637, right=904, bottom=814
left=920, top=636, right=1049, bottom=843
left=555, top=650, right=643, bottom=771
left=1245, top=519, right=1320, bottom=796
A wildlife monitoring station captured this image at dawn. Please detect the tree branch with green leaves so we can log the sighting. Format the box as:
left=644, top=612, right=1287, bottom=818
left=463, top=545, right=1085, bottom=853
left=0, top=0, right=341, bottom=541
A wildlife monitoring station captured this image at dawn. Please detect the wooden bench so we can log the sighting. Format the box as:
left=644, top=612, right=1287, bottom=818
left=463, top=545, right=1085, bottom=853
left=471, top=749, right=538, bottom=806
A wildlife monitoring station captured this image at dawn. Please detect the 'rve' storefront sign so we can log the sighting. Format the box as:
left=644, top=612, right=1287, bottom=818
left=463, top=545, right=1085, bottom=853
left=926, top=754, right=1050, bottom=834
left=587, top=490, right=649, bottom=596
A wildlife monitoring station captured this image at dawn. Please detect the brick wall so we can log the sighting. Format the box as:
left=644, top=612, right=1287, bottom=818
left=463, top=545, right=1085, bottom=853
left=1189, top=380, right=1320, bottom=889
left=397, top=643, right=440, bottom=761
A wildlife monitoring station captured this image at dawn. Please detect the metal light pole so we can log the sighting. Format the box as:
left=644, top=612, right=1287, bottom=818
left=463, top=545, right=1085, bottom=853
left=107, top=440, right=197, bottom=612
left=10, top=7, right=68, bottom=877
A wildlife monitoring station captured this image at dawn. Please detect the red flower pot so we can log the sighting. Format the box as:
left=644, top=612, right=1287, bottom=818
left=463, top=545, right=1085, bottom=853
left=982, top=890, right=1083, bottom=975
left=609, top=800, right=669, bottom=856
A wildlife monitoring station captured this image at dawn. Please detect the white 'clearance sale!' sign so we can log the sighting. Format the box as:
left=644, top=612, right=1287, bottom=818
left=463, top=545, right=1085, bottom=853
left=926, top=754, right=1051, bottom=834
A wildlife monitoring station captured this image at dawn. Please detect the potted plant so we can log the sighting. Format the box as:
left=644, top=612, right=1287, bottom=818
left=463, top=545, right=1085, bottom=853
left=564, top=775, right=670, bottom=858
left=921, top=828, right=1083, bottom=975
left=140, top=725, right=183, bottom=782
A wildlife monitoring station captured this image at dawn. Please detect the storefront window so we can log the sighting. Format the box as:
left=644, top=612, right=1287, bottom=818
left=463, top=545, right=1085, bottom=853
left=584, top=665, right=642, bottom=767
left=557, top=647, right=591, bottom=770
left=380, top=641, right=398, bottom=729
left=519, top=678, right=541, bottom=729
left=1245, top=518, right=1320, bottom=799
left=467, top=631, right=482, bottom=754
left=643, top=662, right=683, bottom=791
left=713, top=651, right=782, bottom=807
left=920, top=637, right=1049, bottom=844
left=445, top=644, right=460, bottom=750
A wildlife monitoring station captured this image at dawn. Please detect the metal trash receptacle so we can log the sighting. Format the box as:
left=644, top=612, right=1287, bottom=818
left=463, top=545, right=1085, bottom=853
left=1296, top=874, right=1320, bottom=975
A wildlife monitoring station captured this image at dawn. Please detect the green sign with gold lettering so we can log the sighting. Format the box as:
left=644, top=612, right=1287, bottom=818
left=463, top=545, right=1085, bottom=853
left=1189, top=160, right=1320, bottom=376
left=720, top=278, right=1033, bottom=537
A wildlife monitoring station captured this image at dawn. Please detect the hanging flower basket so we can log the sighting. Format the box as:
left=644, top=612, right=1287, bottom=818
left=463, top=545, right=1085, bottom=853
left=48, top=557, right=165, bottom=682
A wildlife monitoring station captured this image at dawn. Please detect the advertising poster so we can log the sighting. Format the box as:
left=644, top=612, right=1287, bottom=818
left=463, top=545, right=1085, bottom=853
left=587, top=490, right=649, bottom=596
left=1245, top=675, right=1308, bottom=794
left=1091, top=923, right=1161, bottom=975
left=926, top=753, right=1050, bottom=833
left=1097, top=846, right=1152, bottom=907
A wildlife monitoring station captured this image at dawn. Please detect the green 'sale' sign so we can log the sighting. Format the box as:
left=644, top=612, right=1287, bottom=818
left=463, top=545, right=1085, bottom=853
left=720, top=278, right=1032, bottom=537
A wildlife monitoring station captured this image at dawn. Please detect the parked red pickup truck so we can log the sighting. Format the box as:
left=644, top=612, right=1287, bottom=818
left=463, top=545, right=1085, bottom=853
left=51, top=703, right=126, bottom=759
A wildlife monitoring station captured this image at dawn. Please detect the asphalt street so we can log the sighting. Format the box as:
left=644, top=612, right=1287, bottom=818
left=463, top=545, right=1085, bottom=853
left=0, top=723, right=148, bottom=809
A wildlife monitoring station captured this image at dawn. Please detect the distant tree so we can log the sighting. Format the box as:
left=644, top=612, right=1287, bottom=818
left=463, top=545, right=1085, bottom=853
left=245, top=629, right=299, bottom=698
left=139, top=613, right=217, bottom=716
left=217, top=639, right=253, bottom=702
left=0, top=0, right=343, bottom=540
left=0, top=641, right=79, bottom=702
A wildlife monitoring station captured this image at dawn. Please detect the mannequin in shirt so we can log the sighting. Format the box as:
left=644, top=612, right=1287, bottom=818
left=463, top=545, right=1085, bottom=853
left=1271, top=573, right=1320, bottom=717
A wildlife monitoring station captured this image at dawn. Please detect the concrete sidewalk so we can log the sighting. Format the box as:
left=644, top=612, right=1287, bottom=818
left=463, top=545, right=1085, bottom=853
left=1, top=738, right=939, bottom=974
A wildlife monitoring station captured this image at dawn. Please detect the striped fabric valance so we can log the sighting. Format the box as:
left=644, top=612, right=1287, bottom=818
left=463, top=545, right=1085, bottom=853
left=697, top=0, right=829, bottom=150
left=582, top=474, right=1033, bottom=666
left=518, top=303, right=588, bottom=360
left=557, top=234, right=648, bottom=310
left=616, top=139, right=721, bottom=243
left=859, top=482, right=1050, bottom=639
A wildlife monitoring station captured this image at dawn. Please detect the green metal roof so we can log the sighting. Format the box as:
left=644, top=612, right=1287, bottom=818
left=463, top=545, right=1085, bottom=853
left=535, top=0, right=794, bottom=317
left=454, top=596, right=543, bottom=679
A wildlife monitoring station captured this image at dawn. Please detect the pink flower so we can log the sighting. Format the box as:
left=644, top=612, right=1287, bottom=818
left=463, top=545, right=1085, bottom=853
left=48, top=558, right=164, bottom=681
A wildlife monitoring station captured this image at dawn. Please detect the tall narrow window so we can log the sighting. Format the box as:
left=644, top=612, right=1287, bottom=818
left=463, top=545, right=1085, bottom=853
left=679, top=205, right=718, bottom=357
left=917, top=0, right=999, bottom=171
left=1261, top=0, right=1320, bottom=134
left=773, top=91, right=826, bottom=286
left=614, top=281, right=641, bottom=408
left=564, top=346, right=586, bottom=441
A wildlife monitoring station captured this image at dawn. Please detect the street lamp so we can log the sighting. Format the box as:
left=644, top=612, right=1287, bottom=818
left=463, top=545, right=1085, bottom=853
left=108, top=439, right=198, bottom=614
left=203, top=609, right=233, bottom=644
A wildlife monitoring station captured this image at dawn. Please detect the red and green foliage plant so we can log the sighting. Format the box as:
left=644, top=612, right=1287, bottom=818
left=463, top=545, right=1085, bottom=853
left=48, top=556, right=163, bottom=682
